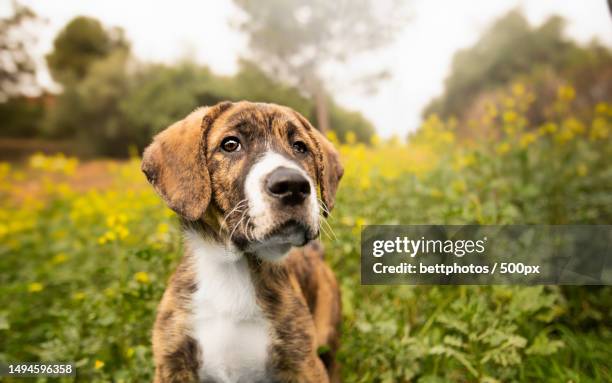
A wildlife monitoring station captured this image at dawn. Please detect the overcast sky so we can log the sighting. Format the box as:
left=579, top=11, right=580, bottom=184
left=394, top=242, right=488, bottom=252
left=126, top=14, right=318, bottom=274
left=10, top=0, right=612, bottom=137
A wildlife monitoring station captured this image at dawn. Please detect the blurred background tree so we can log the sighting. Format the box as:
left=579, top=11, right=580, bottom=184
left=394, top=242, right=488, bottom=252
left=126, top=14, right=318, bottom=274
left=233, top=0, right=407, bottom=133
left=0, top=1, right=45, bottom=139
left=40, top=14, right=376, bottom=156
left=46, top=16, right=129, bottom=85
left=43, top=16, right=132, bottom=143
left=423, top=10, right=612, bottom=140
left=0, top=0, right=39, bottom=101
left=2, top=6, right=608, bottom=156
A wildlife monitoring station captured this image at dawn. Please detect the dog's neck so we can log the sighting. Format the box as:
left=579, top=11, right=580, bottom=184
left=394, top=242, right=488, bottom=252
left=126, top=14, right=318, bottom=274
left=183, top=228, right=273, bottom=382
left=181, top=217, right=293, bottom=265
left=182, top=222, right=294, bottom=306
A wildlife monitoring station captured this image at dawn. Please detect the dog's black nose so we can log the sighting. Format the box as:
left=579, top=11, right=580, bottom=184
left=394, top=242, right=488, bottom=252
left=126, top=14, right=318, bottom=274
left=266, top=167, right=310, bottom=205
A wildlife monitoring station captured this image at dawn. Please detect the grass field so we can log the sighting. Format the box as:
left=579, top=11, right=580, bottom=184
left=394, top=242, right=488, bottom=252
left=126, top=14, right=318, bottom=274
left=1, top=89, right=611, bottom=382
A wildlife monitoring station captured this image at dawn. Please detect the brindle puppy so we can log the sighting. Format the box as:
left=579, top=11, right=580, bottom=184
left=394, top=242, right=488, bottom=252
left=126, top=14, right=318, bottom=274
left=142, top=101, right=343, bottom=383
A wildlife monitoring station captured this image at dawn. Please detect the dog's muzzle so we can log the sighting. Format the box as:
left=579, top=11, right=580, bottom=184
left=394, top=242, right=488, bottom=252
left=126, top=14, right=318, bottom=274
left=242, top=152, right=320, bottom=260
left=265, top=167, right=311, bottom=206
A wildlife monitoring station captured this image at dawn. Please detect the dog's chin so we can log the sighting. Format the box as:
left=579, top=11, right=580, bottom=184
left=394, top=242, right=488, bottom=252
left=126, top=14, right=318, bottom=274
left=243, top=220, right=316, bottom=262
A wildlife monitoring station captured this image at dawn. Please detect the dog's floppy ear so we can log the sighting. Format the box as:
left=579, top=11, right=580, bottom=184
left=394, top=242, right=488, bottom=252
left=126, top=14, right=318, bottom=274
left=293, top=112, right=344, bottom=216
left=141, top=102, right=232, bottom=221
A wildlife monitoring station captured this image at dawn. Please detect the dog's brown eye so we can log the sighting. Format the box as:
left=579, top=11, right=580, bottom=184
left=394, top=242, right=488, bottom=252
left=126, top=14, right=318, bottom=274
left=292, top=141, right=307, bottom=154
left=221, top=137, right=241, bottom=152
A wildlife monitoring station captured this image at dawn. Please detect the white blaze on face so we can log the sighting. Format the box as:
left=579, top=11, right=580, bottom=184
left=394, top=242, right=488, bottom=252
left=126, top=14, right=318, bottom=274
left=244, top=151, right=319, bottom=258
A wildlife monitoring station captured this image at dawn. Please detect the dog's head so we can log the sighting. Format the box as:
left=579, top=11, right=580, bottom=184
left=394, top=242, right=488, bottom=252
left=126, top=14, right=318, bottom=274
left=142, top=101, right=343, bottom=260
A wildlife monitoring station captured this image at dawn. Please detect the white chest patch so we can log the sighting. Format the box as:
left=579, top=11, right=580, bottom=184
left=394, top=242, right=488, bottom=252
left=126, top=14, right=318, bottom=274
left=187, top=231, right=270, bottom=383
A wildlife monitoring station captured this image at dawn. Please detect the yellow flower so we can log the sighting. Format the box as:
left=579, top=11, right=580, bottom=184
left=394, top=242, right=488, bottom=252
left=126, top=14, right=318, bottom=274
left=94, top=360, right=105, bottom=370
left=453, top=153, right=475, bottom=170
left=72, top=292, right=86, bottom=300
left=369, top=134, right=381, bottom=147
left=543, top=122, right=558, bottom=134
left=555, top=129, right=574, bottom=144
left=511, top=82, right=525, bottom=96
left=116, top=226, right=129, bottom=240
left=485, top=102, right=498, bottom=119
left=126, top=347, right=135, bottom=358
left=503, top=111, right=517, bottom=124
left=157, top=223, right=169, bottom=234
left=164, top=208, right=175, bottom=218
left=0, top=162, right=10, bottom=179
left=29, top=152, right=48, bottom=170
left=106, top=215, right=117, bottom=227
left=557, top=85, right=576, bottom=102
left=564, top=118, right=585, bottom=135
left=117, top=214, right=128, bottom=224
left=355, top=217, right=366, bottom=228
left=134, top=271, right=150, bottom=284
left=12, top=170, right=25, bottom=181
left=595, top=102, right=608, bottom=115
left=430, top=188, right=443, bottom=198
left=52, top=253, right=68, bottom=264
left=28, top=282, right=43, bottom=293
left=452, top=179, right=467, bottom=194
left=325, top=131, right=339, bottom=145
left=496, top=142, right=511, bottom=155
left=503, top=97, right=516, bottom=109
left=576, top=164, right=588, bottom=177
left=359, top=177, right=371, bottom=190
left=519, top=132, right=537, bottom=148
left=590, top=118, right=609, bottom=141
left=345, top=131, right=357, bottom=145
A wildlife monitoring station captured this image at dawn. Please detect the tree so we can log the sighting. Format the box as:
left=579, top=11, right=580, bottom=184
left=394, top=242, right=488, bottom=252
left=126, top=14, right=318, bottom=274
left=233, top=0, right=407, bottom=132
left=45, top=50, right=134, bottom=153
left=423, top=10, right=612, bottom=124
left=44, top=15, right=374, bottom=155
left=230, top=60, right=375, bottom=141
left=46, top=16, right=128, bottom=84
left=0, top=0, right=40, bottom=101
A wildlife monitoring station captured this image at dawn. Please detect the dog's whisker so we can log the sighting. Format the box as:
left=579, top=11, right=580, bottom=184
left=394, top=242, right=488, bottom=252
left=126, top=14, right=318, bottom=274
left=244, top=217, right=253, bottom=242
left=319, top=223, right=332, bottom=240
left=317, top=198, right=332, bottom=218
left=252, top=227, right=259, bottom=243
left=219, top=199, right=248, bottom=236
left=317, top=215, right=333, bottom=240
left=229, top=210, right=248, bottom=241
left=224, top=199, right=248, bottom=222
left=319, top=214, right=337, bottom=240
left=219, top=208, right=245, bottom=232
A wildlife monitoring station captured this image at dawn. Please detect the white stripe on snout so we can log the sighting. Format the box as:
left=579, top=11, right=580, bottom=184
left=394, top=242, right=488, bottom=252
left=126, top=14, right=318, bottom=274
left=244, top=151, right=318, bottom=241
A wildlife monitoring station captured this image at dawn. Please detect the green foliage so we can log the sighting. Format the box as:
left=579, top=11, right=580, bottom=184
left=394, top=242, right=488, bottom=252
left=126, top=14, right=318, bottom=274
left=0, top=96, right=45, bottom=137
left=46, top=16, right=129, bottom=84
left=45, top=56, right=375, bottom=155
left=330, top=89, right=612, bottom=381
left=0, top=166, right=175, bottom=381
left=120, top=62, right=226, bottom=152
left=1, top=89, right=610, bottom=381
left=44, top=51, right=133, bottom=154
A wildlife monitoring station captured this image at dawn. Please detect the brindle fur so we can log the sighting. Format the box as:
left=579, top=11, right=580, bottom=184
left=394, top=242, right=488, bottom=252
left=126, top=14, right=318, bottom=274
left=144, top=102, right=343, bottom=383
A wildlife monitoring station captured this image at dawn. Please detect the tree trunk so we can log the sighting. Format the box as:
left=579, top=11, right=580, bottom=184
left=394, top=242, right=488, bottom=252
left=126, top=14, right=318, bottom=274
left=311, top=80, right=330, bottom=133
